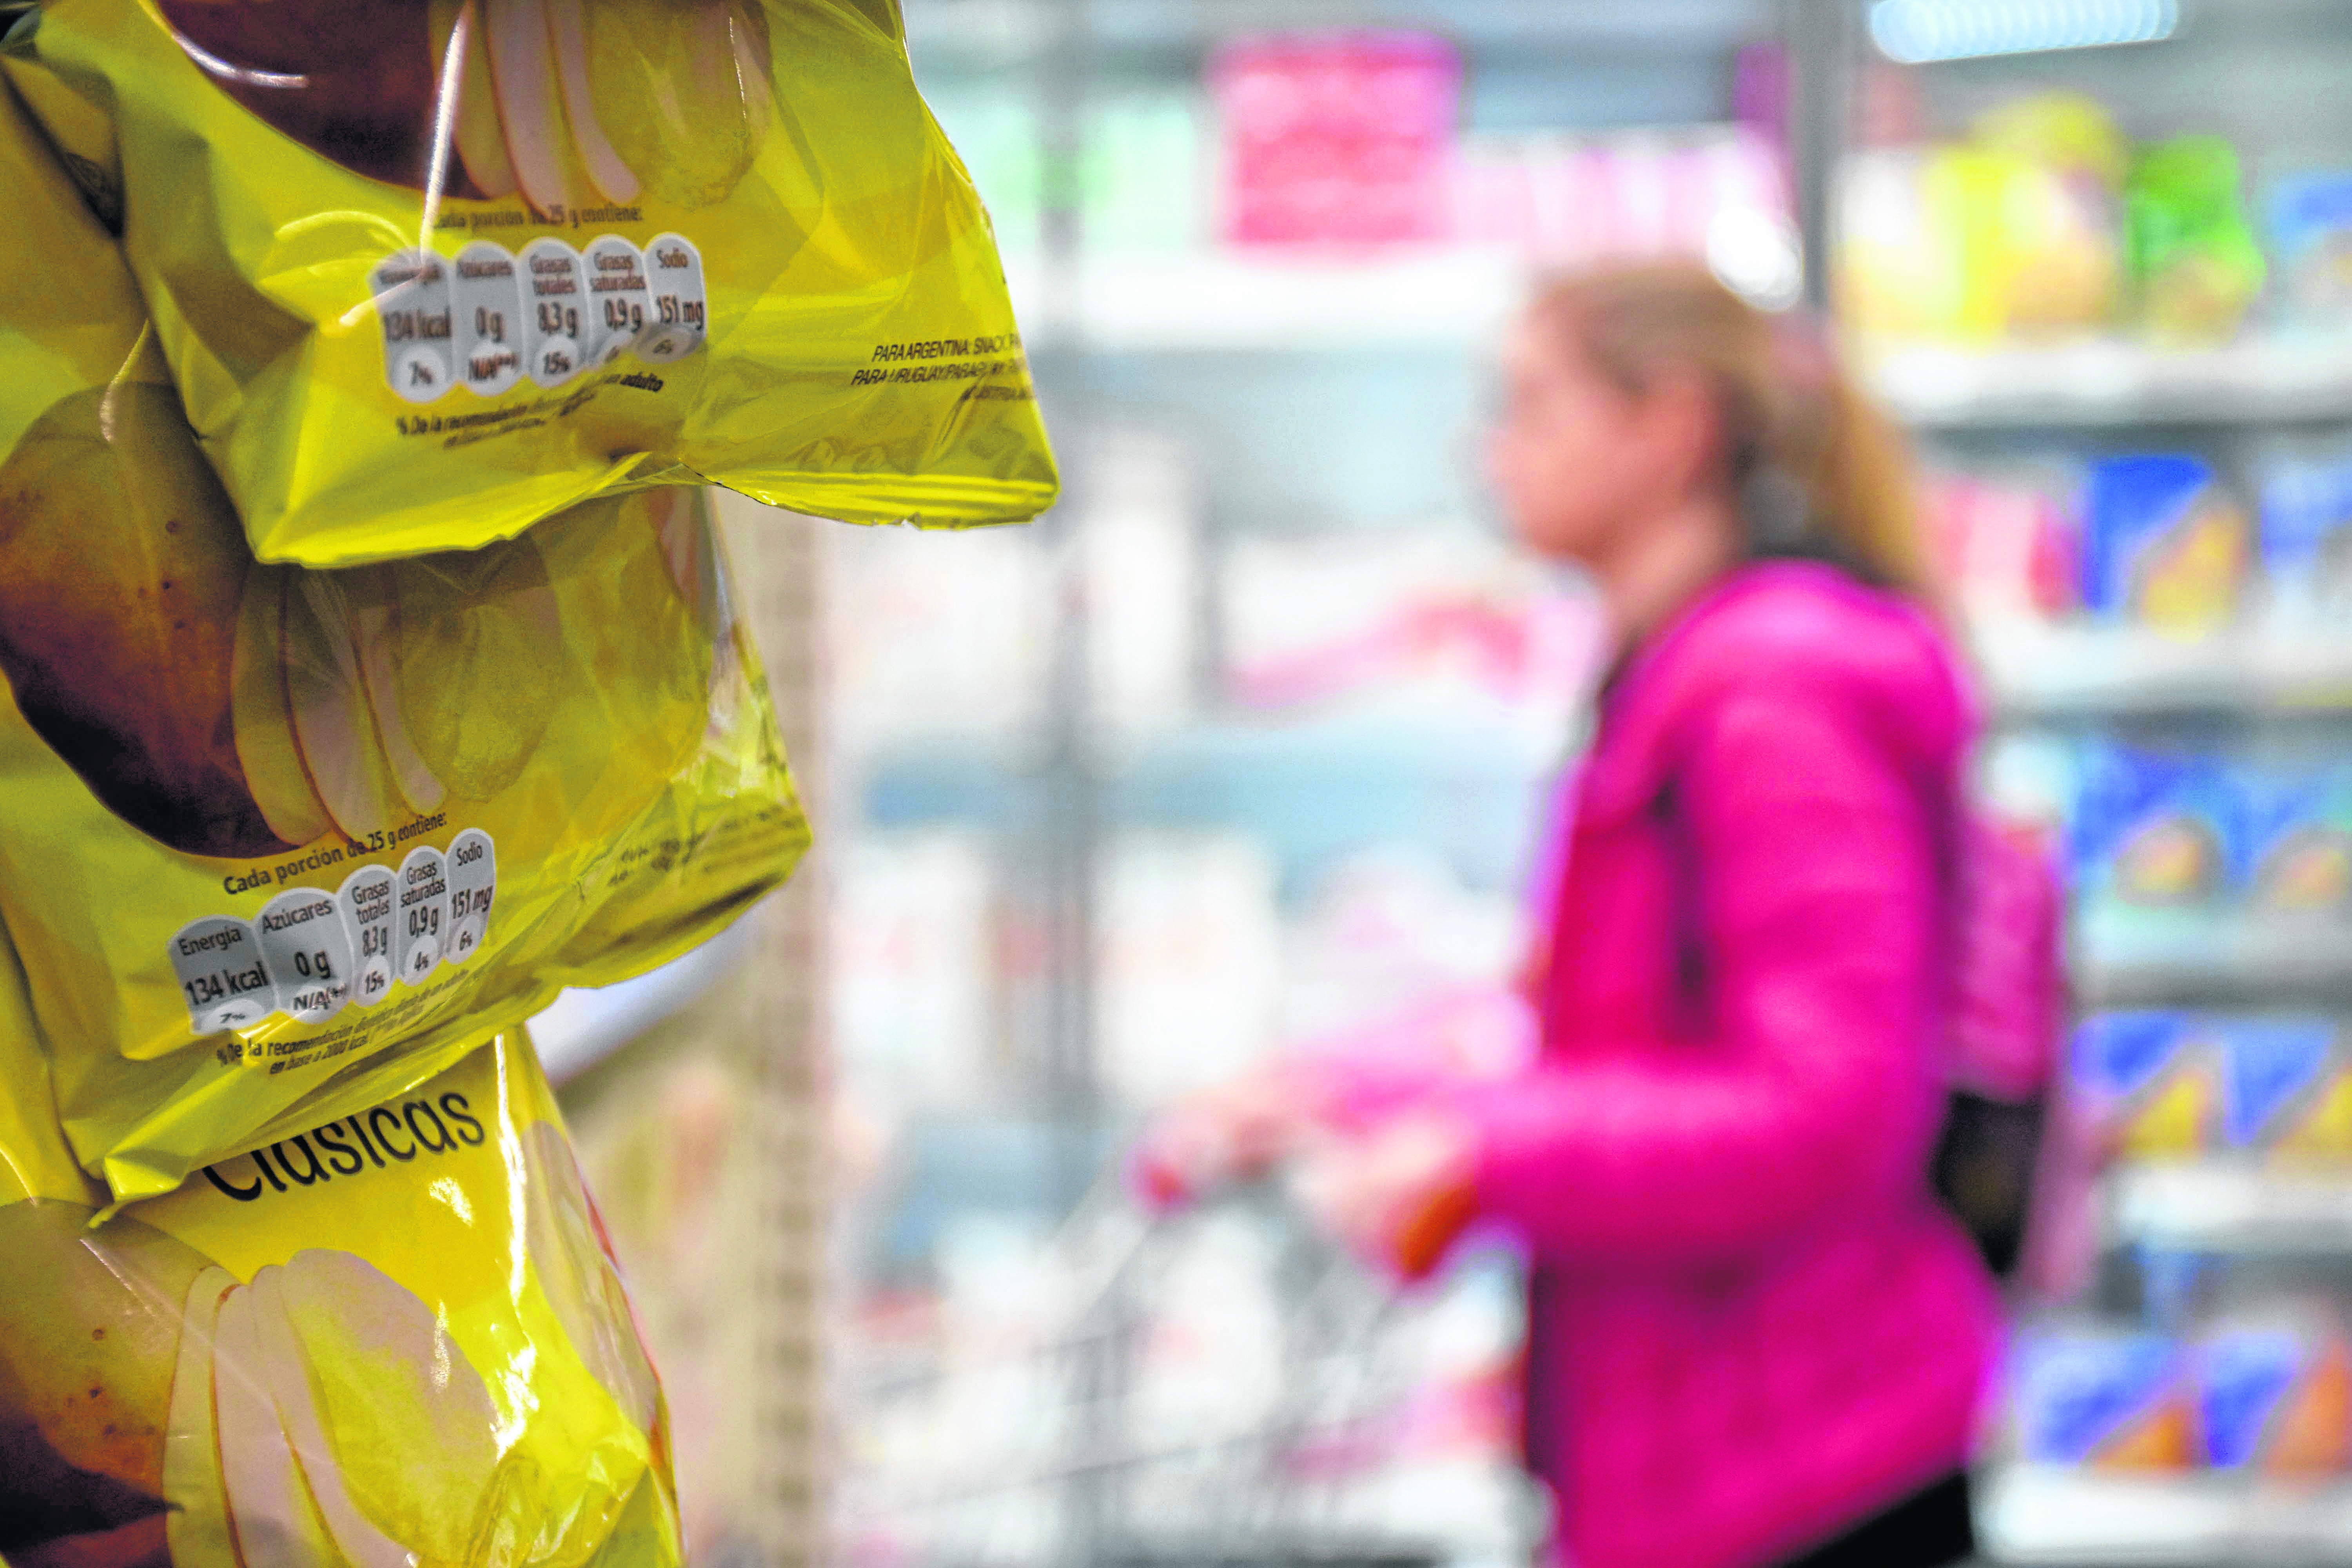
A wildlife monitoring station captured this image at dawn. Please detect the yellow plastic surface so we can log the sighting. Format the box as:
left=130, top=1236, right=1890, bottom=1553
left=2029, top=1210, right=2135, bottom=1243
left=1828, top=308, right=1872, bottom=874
left=1, top=0, right=1058, bottom=566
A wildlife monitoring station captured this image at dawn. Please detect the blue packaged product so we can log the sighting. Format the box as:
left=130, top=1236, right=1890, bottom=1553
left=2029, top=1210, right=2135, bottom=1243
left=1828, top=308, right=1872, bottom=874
left=2217, top=1017, right=2352, bottom=1158
left=2073, top=1011, right=2215, bottom=1156
left=2196, top=1324, right=2352, bottom=1472
left=2218, top=1019, right=2341, bottom=1148
left=2258, top=451, right=2352, bottom=624
left=2010, top=1328, right=2192, bottom=1468
left=2082, top=454, right=2249, bottom=631
left=2270, top=171, right=2352, bottom=320
left=2239, top=763, right=2352, bottom=911
left=2071, top=742, right=2242, bottom=906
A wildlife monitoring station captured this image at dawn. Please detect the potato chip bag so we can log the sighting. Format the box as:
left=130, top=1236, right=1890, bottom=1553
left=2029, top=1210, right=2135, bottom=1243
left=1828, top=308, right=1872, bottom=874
left=0, top=970, right=688, bottom=1568
left=0, top=76, right=808, bottom=1201
left=0, top=472, right=809, bottom=1205
left=0, top=0, right=1058, bottom=567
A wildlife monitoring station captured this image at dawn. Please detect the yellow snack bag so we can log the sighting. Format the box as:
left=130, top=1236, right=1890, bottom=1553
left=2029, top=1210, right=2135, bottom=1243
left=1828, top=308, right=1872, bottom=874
left=0, top=472, right=809, bottom=1204
left=0, top=0, right=1058, bottom=567
left=0, top=1001, right=688, bottom=1568
left=0, top=78, right=808, bottom=1200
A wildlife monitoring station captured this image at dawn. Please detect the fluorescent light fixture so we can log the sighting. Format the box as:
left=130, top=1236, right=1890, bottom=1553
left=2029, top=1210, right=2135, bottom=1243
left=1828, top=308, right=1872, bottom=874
left=1870, top=0, right=2179, bottom=64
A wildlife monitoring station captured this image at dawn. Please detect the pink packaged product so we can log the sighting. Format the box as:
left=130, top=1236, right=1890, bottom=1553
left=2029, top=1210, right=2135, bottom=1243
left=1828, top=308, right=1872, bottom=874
left=1453, top=128, right=1790, bottom=273
left=1923, top=466, right=2081, bottom=620
left=1210, top=31, right=1460, bottom=247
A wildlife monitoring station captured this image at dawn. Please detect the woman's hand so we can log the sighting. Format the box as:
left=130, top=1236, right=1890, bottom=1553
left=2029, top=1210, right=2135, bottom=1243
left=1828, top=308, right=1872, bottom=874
left=1132, top=1066, right=1316, bottom=1209
left=1296, top=1111, right=1481, bottom=1281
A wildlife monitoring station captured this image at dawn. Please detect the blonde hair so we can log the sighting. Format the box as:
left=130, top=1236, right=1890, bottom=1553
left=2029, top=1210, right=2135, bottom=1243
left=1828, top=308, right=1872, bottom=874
left=1529, top=261, right=1942, bottom=615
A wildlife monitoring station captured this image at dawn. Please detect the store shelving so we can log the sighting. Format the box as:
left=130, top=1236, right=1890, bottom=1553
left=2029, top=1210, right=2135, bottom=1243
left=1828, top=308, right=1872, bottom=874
left=1980, top=623, right=2352, bottom=723
left=1871, top=337, right=2352, bottom=432
left=1002, top=248, right=1524, bottom=354
left=1978, top=1466, right=2352, bottom=1567
left=2109, top=1161, right=2352, bottom=1254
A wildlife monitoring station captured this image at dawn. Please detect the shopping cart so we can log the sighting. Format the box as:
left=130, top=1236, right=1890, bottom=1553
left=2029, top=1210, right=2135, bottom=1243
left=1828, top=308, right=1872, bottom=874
left=835, top=1172, right=1537, bottom=1568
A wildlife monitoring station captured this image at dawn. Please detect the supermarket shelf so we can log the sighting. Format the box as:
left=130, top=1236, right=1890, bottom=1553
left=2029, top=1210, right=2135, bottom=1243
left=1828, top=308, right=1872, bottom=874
left=1980, top=624, right=2352, bottom=723
left=1870, top=338, right=2352, bottom=431
left=858, top=708, right=1563, bottom=887
left=996, top=260, right=2352, bottom=386
left=1978, top=1465, right=2352, bottom=1565
left=1002, top=248, right=1523, bottom=353
left=2108, top=1161, right=2352, bottom=1254
left=2074, top=915, right=2352, bottom=1010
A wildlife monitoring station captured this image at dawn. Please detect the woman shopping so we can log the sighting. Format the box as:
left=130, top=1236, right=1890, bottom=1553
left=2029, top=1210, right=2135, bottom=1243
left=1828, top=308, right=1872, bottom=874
left=1154, top=262, right=2009, bottom=1568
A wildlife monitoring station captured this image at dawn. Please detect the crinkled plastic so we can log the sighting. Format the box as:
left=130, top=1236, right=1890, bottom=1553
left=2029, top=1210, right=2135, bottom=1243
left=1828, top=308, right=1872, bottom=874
left=0, top=949, right=687, bottom=1568
left=0, top=77, right=808, bottom=1202
left=0, top=0, right=1059, bottom=567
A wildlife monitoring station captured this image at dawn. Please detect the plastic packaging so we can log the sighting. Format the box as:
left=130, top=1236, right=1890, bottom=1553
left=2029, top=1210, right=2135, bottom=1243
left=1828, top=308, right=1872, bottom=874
left=2081, top=454, right=2249, bottom=632
left=2216, top=1018, right=2352, bottom=1158
left=2008, top=1327, right=2194, bottom=1469
left=0, top=0, right=1059, bottom=567
left=1209, top=31, right=1460, bottom=247
left=2239, top=762, right=2352, bottom=912
left=2071, top=1012, right=2217, bottom=1158
left=2071, top=742, right=2242, bottom=909
left=2194, top=1319, right=2352, bottom=1473
left=2126, top=136, right=2265, bottom=345
left=0, top=59, right=805, bottom=1204
left=0, top=980, right=686, bottom=1566
left=2269, top=171, right=2352, bottom=323
left=2257, top=446, right=2352, bottom=628
left=1, top=475, right=806, bottom=1205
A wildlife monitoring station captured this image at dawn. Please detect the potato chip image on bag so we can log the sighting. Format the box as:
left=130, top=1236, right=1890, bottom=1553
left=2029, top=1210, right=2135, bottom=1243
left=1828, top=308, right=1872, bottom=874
left=0, top=1022, right=687, bottom=1568
left=0, top=0, right=1058, bottom=568
left=0, top=468, right=809, bottom=1203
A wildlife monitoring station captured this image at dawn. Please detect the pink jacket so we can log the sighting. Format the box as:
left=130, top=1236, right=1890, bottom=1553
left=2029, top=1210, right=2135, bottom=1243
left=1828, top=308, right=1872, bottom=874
left=1457, top=563, right=2002, bottom=1568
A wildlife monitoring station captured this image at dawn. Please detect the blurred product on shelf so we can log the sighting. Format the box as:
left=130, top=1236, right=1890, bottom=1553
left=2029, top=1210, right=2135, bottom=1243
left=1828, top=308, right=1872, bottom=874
left=2071, top=742, right=2241, bottom=909
left=1096, top=833, right=1283, bottom=1107
left=828, top=525, right=1050, bottom=748
left=1841, top=91, right=2279, bottom=351
left=2259, top=442, right=2352, bottom=626
left=2062, top=740, right=2352, bottom=918
left=1221, top=527, right=1599, bottom=726
left=1453, top=125, right=1798, bottom=306
left=1924, top=438, right=2352, bottom=660
left=2008, top=1326, right=2195, bottom=1469
left=832, top=832, right=1000, bottom=1113
left=2071, top=1012, right=2352, bottom=1162
left=2007, top=1317, right=2352, bottom=1475
left=1923, top=463, right=2080, bottom=620
left=1082, top=430, right=1200, bottom=729
left=2216, top=1019, right=2352, bottom=1156
left=2081, top=453, right=2250, bottom=632
left=1841, top=94, right=2127, bottom=343
left=923, top=88, right=1210, bottom=256
left=2241, top=761, right=2352, bottom=911
left=2073, top=1011, right=2217, bottom=1159
left=2129, top=136, right=2268, bottom=345
left=2193, top=1316, right=2352, bottom=1473
left=1209, top=31, right=1461, bottom=247
left=2269, top=170, right=2352, bottom=325
left=1275, top=847, right=1527, bottom=1046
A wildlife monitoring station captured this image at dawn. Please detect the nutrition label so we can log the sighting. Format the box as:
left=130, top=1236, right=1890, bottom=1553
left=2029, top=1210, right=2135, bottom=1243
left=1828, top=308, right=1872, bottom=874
left=372, top=232, right=705, bottom=405
left=170, top=830, right=496, bottom=1036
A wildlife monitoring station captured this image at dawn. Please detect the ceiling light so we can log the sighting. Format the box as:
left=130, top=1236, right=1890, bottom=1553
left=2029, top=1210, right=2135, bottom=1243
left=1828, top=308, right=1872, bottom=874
left=1869, top=0, right=2179, bottom=64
